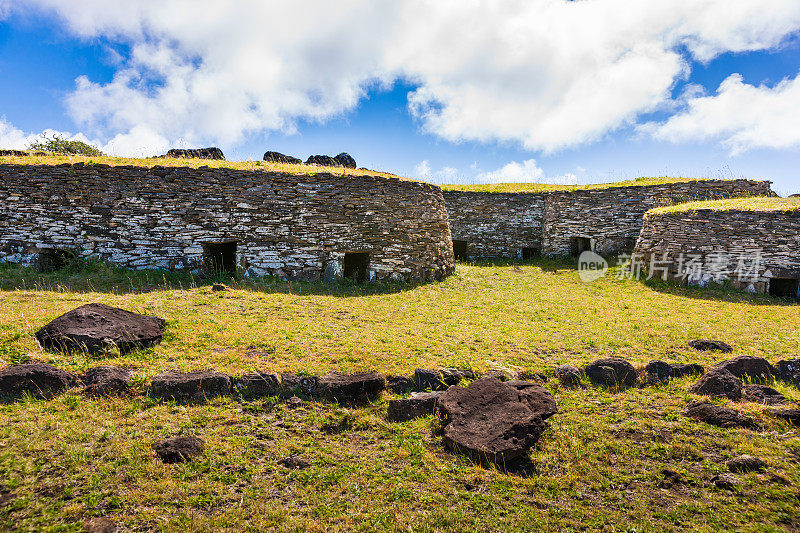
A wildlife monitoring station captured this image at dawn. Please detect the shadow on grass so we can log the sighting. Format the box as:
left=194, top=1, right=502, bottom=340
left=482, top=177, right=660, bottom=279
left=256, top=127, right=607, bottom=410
left=638, top=274, right=799, bottom=307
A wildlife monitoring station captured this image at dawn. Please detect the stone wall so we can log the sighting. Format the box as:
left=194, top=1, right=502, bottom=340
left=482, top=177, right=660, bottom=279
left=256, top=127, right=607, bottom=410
left=0, top=163, right=455, bottom=282
left=632, top=208, right=800, bottom=295
left=444, top=180, right=775, bottom=259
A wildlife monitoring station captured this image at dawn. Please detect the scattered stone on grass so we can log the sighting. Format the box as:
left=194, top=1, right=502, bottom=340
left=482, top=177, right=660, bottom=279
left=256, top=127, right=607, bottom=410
left=149, top=371, right=231, bottom=402
left=387, top=391, right=444, bottom=422
left=0, top=363, right=75, bottom=401
left=670, top=363, right=705, bottom=378
left=313, top=372, right=386, bottom=404
left=644, top=360, right=672, bottom=383
left=554, top=364, right=583, bottom=388
left=436, top=377, right=556, bottom=463
left=278, top=455, right=311, bottom=469
left=165, top=147, right=224, bottom=160
left=685, top=401, right=758, bottom=429
left=305, top=155, right=337, bottom=166
left=712, top=474, right=742, bottom=490
left=506, top=380, right=559, bottom=419
left=482, top=369, right=517, bottom=382
left=413, top=368, right=475, bottom=391
left=35, top=303, right=165, bottom=355
left=741, top=384, right=787, bottom=405
left=235, top=372, right=281, bottom=398
left=769, top=408, right=800, bottom=425
left=688, top=339, right=733, bottom=353
left=775, top=359, right=800, bottom=383
left=386, top=375, right=413, bottom=394
left=286, top=396, right=303, bottom=408
left=211, top=283, right=229, bottom=292
left=84, top=517, right=118, bottom=533
left=689, top=368, right=743, bottom=400
left=280, top=373, right=317, bottom=397
left=333, top=152, right=357, bottom=168
left=712, top=356, right=775, bottom=384
left=263, top=151, right=302, bottom=164
left=154, top=436, right=205, bottom=463
left=726, top=455, right=768, bottom=473
left=82, top=366, right=131, bottom=397
left=584, top=357, right=637, bottom=389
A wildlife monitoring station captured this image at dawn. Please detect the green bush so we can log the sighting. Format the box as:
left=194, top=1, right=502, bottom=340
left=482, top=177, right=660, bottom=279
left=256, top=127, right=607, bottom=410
left=28, top=133, right=103, bottom=156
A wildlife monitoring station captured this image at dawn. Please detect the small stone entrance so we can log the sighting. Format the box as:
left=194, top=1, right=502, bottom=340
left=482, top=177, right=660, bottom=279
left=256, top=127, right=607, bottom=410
left=343, top=252, right=370, bottom=282
left=570, top=237, right=593, bottom=257
left=37, top=248, right=78, bottom=272
left=202, top=241, right=238, bottom=277
left=769, top=278, right=800, bottom=299
left=452, top=240, right=468, bottom=261
left=521, top=247, right=539, bottom=260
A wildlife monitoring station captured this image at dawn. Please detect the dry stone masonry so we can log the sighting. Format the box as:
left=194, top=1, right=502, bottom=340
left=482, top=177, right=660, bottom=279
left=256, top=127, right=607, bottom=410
left=0, top=163, right=455, bottom=282
left=444, top=180, right=774, bottom=259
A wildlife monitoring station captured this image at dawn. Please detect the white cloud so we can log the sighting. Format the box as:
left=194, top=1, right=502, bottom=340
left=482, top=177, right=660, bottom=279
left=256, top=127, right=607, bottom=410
left=416, top=158, right=578, bottom=185
left=644, top=72, right=800, bottom=154
left=10, top=0, right=800, bottom=155
left=0, top=119, right=35, bottom=149
left=414, top=160, right=460, bottom=183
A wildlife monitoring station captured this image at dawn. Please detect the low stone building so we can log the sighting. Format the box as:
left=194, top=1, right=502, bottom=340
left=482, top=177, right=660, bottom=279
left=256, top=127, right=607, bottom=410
left=632, top=200, right=800, bottom=297
left=443, top=179, right=775, bottom=259
left=0, top=163, right=455, bottom=282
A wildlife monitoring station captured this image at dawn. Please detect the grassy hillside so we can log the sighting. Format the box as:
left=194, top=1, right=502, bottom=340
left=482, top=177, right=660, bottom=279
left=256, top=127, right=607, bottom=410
left=1, top=260, right=799, bottom=531
left=440, top=177, right=724, bottom=193
left=649, top=196, right=800, bottom=215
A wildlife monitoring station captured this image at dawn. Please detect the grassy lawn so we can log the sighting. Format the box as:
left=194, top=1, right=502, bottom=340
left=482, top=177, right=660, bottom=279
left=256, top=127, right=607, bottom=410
left=649, top=196, right=800, bottom=214
left=440, top=177, right=711, bottom=193
left=1, top=260, right=799, bottom=531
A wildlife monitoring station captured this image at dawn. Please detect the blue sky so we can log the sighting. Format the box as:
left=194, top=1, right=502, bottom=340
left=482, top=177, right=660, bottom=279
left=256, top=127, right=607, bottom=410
left=1, top=1, right=799, bottom=194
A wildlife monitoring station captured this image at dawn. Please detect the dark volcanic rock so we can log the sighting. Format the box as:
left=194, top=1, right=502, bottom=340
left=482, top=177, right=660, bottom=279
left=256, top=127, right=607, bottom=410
left=149, top=371, right=231, bottom=402
left=278, top=455, right=311, bottom=469
left=685, top=401, right=758, bottom=429
left=775, top=359, right=800, bottom=383
left=688, top=339, right=733, bottom=353
left=82, top=366, right=131, bottom=397
left=313, top=372, right=386, bottom=404
left=741, top=384, right=786, bottom=405
left=436, top=377, right=555, bottom=463
left=555, top=364, right=583, bottom=388
left=413, top=368, right=475, bottom=391
left=153, top=436, right=205, bottom=463
left=712, top=473, right=742, bottom=490
left=727, top=455, right=768, bottom=473
left=263, top=151, right=302, bottom=164
left=645, top=360, right=673, bottom=383
left=279, top=373, right=317, bottom=397
left=689, top=368, right=743, bottom=400
left=506, top=380, right=559, bottom=420
left=0, top=363, right=75, bottom=400
left=84, top=517, right=118, bottom=533
left=770, top=408, right=800, bottom=425
left=387, top=391, right=443, bottom=422
left=670, top=363, right=705, bottom=378
left=166, top=147, right=225, bottom=160
left=333, top=152, right=356, bottom=168
left=584, top=357, right=637, bottom=389
left=386, top=375, right=413, bottom=394
left=35, top=303, right=165, bottom=355
left=305, top=155, right=338, bottom=166
left=712, top=356, right=775, bottom=384
left=0, top=149, right=27, bottom=157
left=235, top=372, right=281, bottom=398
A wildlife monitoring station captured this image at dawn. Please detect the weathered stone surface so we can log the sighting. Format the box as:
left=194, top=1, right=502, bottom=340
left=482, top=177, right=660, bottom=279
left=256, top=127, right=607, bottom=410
left=82, top=366, right=131, bottom=397
left=712, top=356, right=774, bottom=383
left=387, top=391, right=444, bottom=422
left=506, top=380, right=558, bottom=420
left=149, top=371, right=231, bottom=402
left=727, top=455, right=767, bottom=473
left=313, top=372, right=386, bottom=404
left=0, top=149, right=27, bottom=157
left=211, top=283, right=229, bottom=292
left=555, top=364, right=583, bottom=388
left=413, top=368, right=475, bottom=391
left=280, top=373, right=317, bottom=397
left=263, top=151, right=301, bottom=164
left=775, top=359, right=800, bottom=383
left=670, top=363, right=705, bottom=378
left=386, top=375, right=413, bottom=394
left=0, top=363, right=75, bottom=400
left=436, top=377, right=555, bottom=463
left=741, top=384, right=786, bottom=405
left=690, top=368, right=743, bottom=400
left=688, top=340, right=733, bottom=353
left=305, top=155, right=337, bottom=166
left=153, top=436, right=205, bottom=463
left=166, top=147, right=224, bottom=160
left=333, top=152, right=356, bottom=168
left=645, top=360, right=672, bottom=383
left=770, top=408, right=800, bottom=425
left=584, top=357, right=637, bottom=388
left=712, top=473, right=742, bottom=490
left=35, top=303, right=165, bottom=355
left=685, top=401, right=758, bottom=429
left=278, top=455, right=311, bottom=469
left=84, top=517, right=118, bottom=533
left=235, top=372, right=281, bottom=398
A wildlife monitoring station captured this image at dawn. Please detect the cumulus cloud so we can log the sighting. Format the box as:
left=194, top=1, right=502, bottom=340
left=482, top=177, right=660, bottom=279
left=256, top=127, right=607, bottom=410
left=643, top=72, right=800, bottom=154
left=416, top=158, right=578, bottom=185
left=414, top=160, right=460, bottom=183
left=10, top=0, right=800, bottom=155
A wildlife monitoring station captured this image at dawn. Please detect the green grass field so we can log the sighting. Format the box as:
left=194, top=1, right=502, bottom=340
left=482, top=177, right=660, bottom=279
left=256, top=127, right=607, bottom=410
left=1, top=260, right=799, bottom=531
left=649, top=196, right=800, bottom=214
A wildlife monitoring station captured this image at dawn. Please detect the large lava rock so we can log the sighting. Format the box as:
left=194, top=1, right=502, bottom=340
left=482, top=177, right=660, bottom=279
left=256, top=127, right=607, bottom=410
left=149, top=371, right=231, bottom=402
left=685, top=401, right=758, bottom=429
left=0, top=363, right=76, bottom=400
left=741, top=384, right=786, bottom=405
left=313, top=372, right=386, bottom=404
left=333, top=152, right=356, bottom=168
left=305, top=155, right=338, bottom=166
left=387, top=391, right=444, bottom=422
left=436, top=377, right=556, bottom=463
left=688, top=339, right=733, bottom=353
left=263, top=151, right=302, bottom=164
left=645, top=360, right=673, bottom=383
left=35, top=303, right=165, bottom=355
left=712, top=356, right=775, bottom=384
left=0, top=149, right=27, bottom=157
left=413, top=368, right=475, bottom=391
left=153, top=436, right=205, bottom=463
left=82, top=366, right=131, bottom=397
left=235, top=372, right=281, bottom=398
left=165, top=147, right=225, bottom=160
left=554, top=364, right=583, bottom=388
left=670, top=363, right=705, bottom=378
left=689, top=368, right=743, bottom=400
left=584, top=357, right=637, bottom=389
left=775, top=359, right=800, bottom=383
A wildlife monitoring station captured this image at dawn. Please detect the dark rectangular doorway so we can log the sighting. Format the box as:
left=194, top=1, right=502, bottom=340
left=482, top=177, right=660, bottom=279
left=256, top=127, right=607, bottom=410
left=37, top=248, right=78, bottom=272
left=769, top=278, right=800, bottom=299
left=452, top=240, right=468, bottom=261
left=343, top=252, right=370, bottom=282
left=570, top=237, right=592, bottom=257
left=203, top=241, right=238, bottom=277
left=521, top=247, right=539, bottom=260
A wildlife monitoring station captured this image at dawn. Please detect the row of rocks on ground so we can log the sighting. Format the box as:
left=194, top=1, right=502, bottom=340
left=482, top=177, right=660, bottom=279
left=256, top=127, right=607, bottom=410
left=264, top=151, right=357, bottom=169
